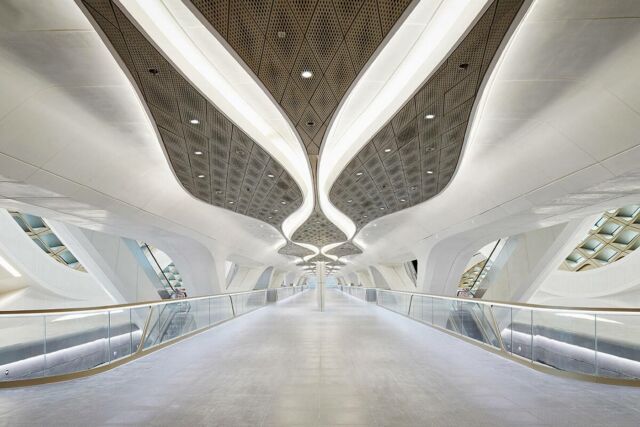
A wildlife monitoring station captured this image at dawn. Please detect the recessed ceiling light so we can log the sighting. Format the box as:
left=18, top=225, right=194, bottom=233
left=356, top=172, right=363, bottom=176
left=425, top=114, right=435, bottom=120
left=190, top=119, right=200, bottom=124
left=301, top=70, right=313, bottom=79
left=273, top=209, right=278, bottom=212
left=400, top=199, right=406, bottom=202
left=410, top=186, right=417, bottom=191
left=267, top=173, right=274, bottom=178
left=347, top=199, right=352, bottom=203
left=380, top=207, right=385, bottom=210
left=215, top=190, right=223, bottom=194
left=281, top=201, right=287, bottom=205
left=194, top=150, right=203, bottom=155
left=426, top=170, right=433, bottom=174
left=228, top=201, right=234, bottom=204
left=384, top=148, right=391, bottom=153
left=268, top=216, right=272, bottom=219
left=197, top=174, right=205, bottom=178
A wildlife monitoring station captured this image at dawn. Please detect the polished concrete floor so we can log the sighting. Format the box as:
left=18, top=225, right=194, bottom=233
left=2, top=289, right=640, bottom=426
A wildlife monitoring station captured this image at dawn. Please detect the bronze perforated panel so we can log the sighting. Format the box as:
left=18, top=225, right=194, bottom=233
left=82, top=0, right=302, bottom=230
left=326, top=241, right=362, bottom=257
left=291, top=210, right=347, bottom=247
left=329, top=0, right=524, bottom=230
left=277, top=241, right=314, bottom=258
left=188, top=0, right=414, bottom=156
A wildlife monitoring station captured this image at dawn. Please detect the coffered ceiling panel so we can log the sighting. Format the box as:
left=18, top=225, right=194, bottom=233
left=277, top=241, right=315, bottom=258
left=329, top=0, right=524, bottom=230
left=326, top=241, right=363, bottom=257
left=291, top=210, right=347, bottom=247
left=189, top=0, right=414, bottom=156
left=82, top=0, right=303, bottom=231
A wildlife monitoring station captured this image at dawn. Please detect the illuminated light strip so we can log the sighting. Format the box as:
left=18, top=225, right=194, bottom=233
left=117, top=0, right=313, bottom=239
left=0, top=254, right=21, bottom=277
left=318, top=0, right=490, bottom=239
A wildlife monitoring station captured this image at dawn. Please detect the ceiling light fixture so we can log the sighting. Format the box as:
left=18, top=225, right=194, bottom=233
left=268, top=216, right=272, bottom=219
left=301, top=70, right=313, bottom=79
left=363, top=215, right=368, bottom=218
left=194, top=150, right=203, bottom=155
left=281, top=201, right=287, bottom=205
left=228, top=201, right=234, bottom=204
left=267, top=173, right=274, bottom=178
left=426, top=170, right=433, bottom=174
left=347, top=200, right=352, bottom=203
left=400, top=199, right=406, bottom=202
left=273, top=209, right=278, bottom=212
left=190, top=119, right=200, bottom=124
left=380, top=207, right=385, bottom=210
left=425, top=114, right=435, bottom=120
left=384, top=148, right=391, bottom=153
left=197, top=174, right=205, bottom=178
left=356, top=172, right=363, bottom=176
left=277, top=31, right=286, bottom=38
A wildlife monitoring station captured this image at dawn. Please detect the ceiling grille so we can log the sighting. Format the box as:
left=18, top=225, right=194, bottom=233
left=82, top=0, right=302, bottom=231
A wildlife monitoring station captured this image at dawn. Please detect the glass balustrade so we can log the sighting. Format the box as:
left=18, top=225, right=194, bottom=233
left=339, top=287, right=640, bottom=380
left=0, top=286, right=306, bottom=383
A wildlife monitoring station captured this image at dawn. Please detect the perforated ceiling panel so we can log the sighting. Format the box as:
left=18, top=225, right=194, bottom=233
left=81, top=0, right=302, bottom=231
left=189, top=0, right=414, bottom=156
left=291, top=210, right=347, bottom=247
left=329, top=0, right=523, bottom=230
left=277, top=241, right=315, bottom=258
left=326, top=241, right=362, bottom=257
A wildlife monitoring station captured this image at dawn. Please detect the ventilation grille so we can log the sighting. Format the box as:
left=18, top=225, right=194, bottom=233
left=329, top=0, right=524, bottom=231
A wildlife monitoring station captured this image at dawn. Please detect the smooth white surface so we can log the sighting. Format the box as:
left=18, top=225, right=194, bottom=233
left=339, top=0, right=640, bottom=287
left=0, top=0, right=299, bottom=276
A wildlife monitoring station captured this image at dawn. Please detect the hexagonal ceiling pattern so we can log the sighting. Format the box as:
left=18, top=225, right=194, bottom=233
left=82, top=0, right=303, bottom=231
left=329, top=0, right=524, bottom=230
left=291, top=210, right=347, bottom=247
left=277, top=241, right=315, bottom=258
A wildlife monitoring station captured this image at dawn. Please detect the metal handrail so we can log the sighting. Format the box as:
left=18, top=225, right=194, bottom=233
left=375, top=288, right=640, bottom=314
left=0, top=288, right=284, bottom=316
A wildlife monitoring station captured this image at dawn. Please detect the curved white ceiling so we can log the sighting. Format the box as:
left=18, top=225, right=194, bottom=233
left=318, top=0, right=491, bottom=240
left=342, top=0, right=640, bottom=268
left=119, top=0, right=314, bottom=239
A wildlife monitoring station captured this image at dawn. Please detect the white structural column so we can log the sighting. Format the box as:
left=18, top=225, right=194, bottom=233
left=317, top=263, right=325, bottom=312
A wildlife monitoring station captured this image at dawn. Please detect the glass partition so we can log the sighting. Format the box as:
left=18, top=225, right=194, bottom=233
left=339, top=287, right=640, bottom=380
left=0, top=286, right=306, bottom=383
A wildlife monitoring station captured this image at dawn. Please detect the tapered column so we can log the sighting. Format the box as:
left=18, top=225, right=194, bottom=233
left=317, top=262, right=325, bottom=311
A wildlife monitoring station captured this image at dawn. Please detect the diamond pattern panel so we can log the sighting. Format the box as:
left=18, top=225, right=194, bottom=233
left=278, top=241, right=315, bottom=258
left=329, top=0, right=523, bottom=231
left=188, top=0, right=413, bottom=158
left=326, top=241, right=363, bottom=257
left=292, top=211, right=347, bottom=247
left=83, top=0, right=302, bottom=230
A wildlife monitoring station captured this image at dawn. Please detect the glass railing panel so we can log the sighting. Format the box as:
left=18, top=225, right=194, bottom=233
left=460, top=301, right=501, bottom=349
left=0, top=315, right=46, bottom=381
left=511, top=308, right=532, bottom=361
left=492, top=305, right=512, bottom=353
left=532, top=311, right=596, bottom=375
left=595, top=313, right=640, bottom=379
left=432, top=298, right=455, bottom=330
left=130, top=306, right=150, bottom=352
left=108, top=309, right=132, bottom=362
left=44, top=311, right=109, bottom=376
left=211, top=296, right=233, bottom=324
left=193, top=299, right=210, bottom=329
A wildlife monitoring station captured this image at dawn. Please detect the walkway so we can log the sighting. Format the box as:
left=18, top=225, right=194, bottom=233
left=2, top=289, right=640, bottom=426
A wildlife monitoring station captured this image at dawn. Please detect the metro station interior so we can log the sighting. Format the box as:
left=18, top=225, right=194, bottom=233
left=2, top=0, right=640, bottom=425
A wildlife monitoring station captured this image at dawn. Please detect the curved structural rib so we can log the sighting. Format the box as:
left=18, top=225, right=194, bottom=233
left=81, top=0, right=302, bottom=230
left=329, top=0, right=525, bottom=230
